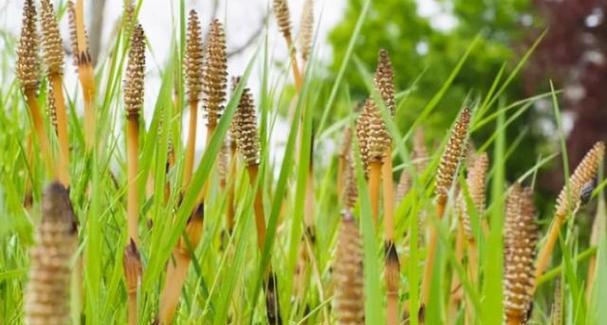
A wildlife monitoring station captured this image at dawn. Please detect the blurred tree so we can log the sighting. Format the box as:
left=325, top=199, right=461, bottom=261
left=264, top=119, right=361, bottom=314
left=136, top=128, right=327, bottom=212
left=524, top=0, right=607, bottom=191
left=328, top=0, right=542, bottom=177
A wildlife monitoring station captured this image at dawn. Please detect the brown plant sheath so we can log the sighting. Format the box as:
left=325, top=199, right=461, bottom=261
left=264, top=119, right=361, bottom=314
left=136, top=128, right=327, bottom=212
left=534, top=142, right=604, bottom=281
left=124, top=240, right=142, bottom=325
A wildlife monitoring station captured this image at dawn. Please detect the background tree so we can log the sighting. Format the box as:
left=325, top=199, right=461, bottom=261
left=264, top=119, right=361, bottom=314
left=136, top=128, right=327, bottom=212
left=328, top=0, right=543, bottom=178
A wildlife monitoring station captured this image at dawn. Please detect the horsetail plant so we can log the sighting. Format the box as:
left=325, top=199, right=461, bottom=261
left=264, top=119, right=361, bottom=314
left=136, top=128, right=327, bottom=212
left=24, top=183, right=77, bottom=325
left=504, top=184, right=538, bottom=325
left=159, top=18, right=227, bottom=325
left=183, top=10, right=204, bottom=187
left=534, top=141, right=604, bottom=281
left=272, top=0, right=303, bottom=90
left=124, top=24, right=146, bottom=245
left=374, top=48, right=399, bottom=325
left=41, top=0, right=70, bottom=186
left=232, top=77, right=282, bottom=324
left=422, top=106, right=471, bottom=308
left=123, top=24, right=146, bottom=324
left=17, top=0, right=55, bottom=177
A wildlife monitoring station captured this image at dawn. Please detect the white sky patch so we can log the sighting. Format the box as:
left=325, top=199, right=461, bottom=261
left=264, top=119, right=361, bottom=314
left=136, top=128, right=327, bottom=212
left=416, top=0, right=457, bottom=31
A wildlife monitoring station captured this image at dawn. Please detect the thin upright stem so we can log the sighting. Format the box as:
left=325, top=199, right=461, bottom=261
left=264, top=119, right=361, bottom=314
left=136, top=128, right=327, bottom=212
left=126, top=118, right=140, bottom=244
left=226, top=147, right=237, bottom=233
left=285, top=35, right=303, bottom=92
left=25, top=90, right=55, bottom=176
left=247, top=164, right=266, bottom=249
left=78, top=63, right=96, bottom=151
left=159, top=204, right=204, bottom=324
left=534, top=215, right=564, bottom=281
left=422, top=195, right=447, bottom=306
left=383, top=148, right=395, bottom=240
left=382, top=147, right=399, bottom=325
left=50, top=75, right=70, bottom=186
left=368, top=161, right=382, bottom=224
left=183, top=100, right=198, bottom=187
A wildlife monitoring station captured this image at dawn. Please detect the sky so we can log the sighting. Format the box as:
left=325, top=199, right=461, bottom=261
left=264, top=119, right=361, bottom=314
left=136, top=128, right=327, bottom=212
left=0, top=0, right=455, bottom=165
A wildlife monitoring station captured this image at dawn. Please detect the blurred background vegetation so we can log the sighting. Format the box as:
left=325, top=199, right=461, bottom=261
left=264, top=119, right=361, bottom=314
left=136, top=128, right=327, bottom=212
left=327, top=0, right=607, bottom=215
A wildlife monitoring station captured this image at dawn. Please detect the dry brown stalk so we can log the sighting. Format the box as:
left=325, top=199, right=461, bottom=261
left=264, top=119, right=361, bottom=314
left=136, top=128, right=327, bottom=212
left=535, top=142, right=604, bottom=281
left=422, top=106, right=471, bottom=307
left=25, top=182, right=77, bottom=324
left=124, top=24, right=146, bottom=244
left=17, top=0, right=55, bottom=176
left=124, top=240, right=142, bottom=325
left=272, top=0, right=303, bottom=90
left=333, top=211, right=364, bottom=325
left=183, top=10, right=204, bottom=187
left=504, top=184, right=538, bottom=325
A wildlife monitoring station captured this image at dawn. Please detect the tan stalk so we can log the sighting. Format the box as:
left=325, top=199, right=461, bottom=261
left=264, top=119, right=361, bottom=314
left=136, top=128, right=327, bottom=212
left=17, top=0, right=55, bottom=176
left=422, top=107, right=471, bottom=308
left=124, top=240, right=142, bottom=325
left=272, top=0, right=303, bottom=90
left=25, top=183, right=77, bottom=324
left=534, top=142, right=604, bottom=281
left=41, top=0, right=70, bottom=186
left=182, top=10, right=204, bottom=187
left=504, top=184, right=538, bottom=325
left=333, top=211, right=365, bottom=324
left=71, top=1, right=96, bottom=151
